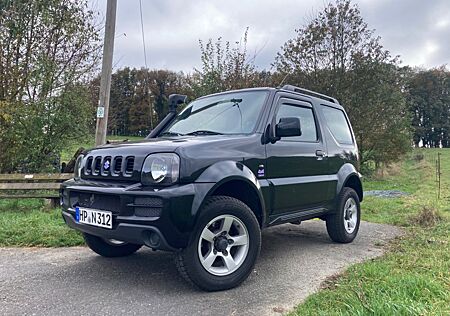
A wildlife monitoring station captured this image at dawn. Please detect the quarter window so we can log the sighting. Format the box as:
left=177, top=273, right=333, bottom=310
left=275, top=103, right=317, bottom=142
left=321, top=106, right=353, bottom=145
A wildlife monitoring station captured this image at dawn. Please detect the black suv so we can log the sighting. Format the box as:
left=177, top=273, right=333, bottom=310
left=61, top=85, right=363, bottom=291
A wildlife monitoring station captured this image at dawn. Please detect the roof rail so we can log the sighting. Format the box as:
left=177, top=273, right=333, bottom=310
left=281, top=84, right=339, bottom=104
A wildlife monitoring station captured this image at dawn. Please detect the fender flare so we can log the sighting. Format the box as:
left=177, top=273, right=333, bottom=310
left=335, top=163, right=363, bottom=201
left=190, top=160, right=267, bottom=225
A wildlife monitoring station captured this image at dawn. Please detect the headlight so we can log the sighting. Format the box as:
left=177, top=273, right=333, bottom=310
left=74, top=155, right=84, bottom=179
left=141, top=153, right=180, bottom=185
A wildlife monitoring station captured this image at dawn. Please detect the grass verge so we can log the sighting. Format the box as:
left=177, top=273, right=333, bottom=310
left=0, top=199, right=83, bottom=247
left=291, top=149, right=450, bottom=315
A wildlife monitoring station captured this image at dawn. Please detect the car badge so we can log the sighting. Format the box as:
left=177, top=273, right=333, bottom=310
left=257, top=164, right=265, bottom=177
left=104, top=160, right=110, bottom=170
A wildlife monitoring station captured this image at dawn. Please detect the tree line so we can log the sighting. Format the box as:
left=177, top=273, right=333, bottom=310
left=1, top=0, right=449, bottom=173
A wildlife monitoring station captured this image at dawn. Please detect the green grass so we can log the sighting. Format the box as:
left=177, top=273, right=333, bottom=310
left=292, top=149, right=450, bottom=316
left=0, top=199, right=84, bottom=247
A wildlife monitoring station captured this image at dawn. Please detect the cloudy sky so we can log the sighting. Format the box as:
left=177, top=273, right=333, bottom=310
left=89, top=0, right=450, bottom=73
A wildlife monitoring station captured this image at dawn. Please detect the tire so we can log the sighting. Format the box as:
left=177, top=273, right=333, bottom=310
left=326, top=187, right=361, bottom=243
left=83, top=233, right=142, bottom=257
left=176, top=196, right=261, bottom=291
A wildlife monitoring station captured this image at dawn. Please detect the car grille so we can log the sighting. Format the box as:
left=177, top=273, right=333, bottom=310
left=133, top=197, right=163, bottom=217
left=83, top=154, right=140, bottom=181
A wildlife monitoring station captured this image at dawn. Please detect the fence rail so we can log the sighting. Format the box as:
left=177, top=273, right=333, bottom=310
left=0, top=173, right=72, bottom=206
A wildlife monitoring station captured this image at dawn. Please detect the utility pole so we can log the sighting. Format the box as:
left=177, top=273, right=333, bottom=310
left=95, top=0, right=117, bottom=146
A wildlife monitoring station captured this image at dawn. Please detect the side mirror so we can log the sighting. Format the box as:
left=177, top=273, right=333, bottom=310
left=276, top=117, right=302, bottom=138
left=168, top=94, right=187, bottom=113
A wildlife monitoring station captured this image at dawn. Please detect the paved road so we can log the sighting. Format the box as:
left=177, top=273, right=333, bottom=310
left=0, top=221, right=402, bottom=316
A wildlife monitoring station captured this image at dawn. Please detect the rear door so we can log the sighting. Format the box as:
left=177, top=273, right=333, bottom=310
left=265, top=95, right=334, bottom=217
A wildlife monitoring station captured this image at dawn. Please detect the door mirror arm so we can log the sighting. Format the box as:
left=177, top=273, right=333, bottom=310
left=262, top=123, right=281, bottom=144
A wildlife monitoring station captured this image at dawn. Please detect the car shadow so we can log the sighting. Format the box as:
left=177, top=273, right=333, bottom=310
left=67, top=221, right=336, bottom=293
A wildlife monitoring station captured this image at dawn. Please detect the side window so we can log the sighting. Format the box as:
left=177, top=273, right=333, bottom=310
left=275, top=103, right=317, bottom=142
left=321, top=105, right=353, bottom=145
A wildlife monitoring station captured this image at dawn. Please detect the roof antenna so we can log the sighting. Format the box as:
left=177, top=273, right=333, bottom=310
left=276, top=73, right=289, bottom=88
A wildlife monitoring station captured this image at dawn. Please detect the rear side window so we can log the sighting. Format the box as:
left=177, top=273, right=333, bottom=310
left=321, top=106, right=353, bottom=145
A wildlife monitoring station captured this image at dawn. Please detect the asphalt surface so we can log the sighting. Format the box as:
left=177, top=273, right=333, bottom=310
left=0, top=220, right=402, bottom=316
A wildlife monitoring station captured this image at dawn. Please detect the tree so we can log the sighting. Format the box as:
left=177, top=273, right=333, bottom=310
left=108, top=67, right=135, bottom=135
left=406, top=66, right=450, bottom=148
left=192, top=28, right=271, bottom=96
left=147, top=69, right=191, bottom=126
left=91, top=68, right=191, bottom=136
left=274, top=0, right=410, bottom=170
left=0, top=0, right=100, bottom=172
left=347, top=58, right=411, bottom=166
left=126, top=68, right=151, bottom=136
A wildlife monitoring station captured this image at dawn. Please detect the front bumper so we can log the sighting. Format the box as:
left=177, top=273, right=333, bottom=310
left=63, top=210, right=176, bottom=251
left=61, top=179, right=213, bottom=251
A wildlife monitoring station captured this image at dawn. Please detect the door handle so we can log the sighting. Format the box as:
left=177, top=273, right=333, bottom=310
left=316, top=150, right=326, bottom=157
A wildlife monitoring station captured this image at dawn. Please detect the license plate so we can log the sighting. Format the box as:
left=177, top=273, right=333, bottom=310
left=75, top=207, right=112, bottom=229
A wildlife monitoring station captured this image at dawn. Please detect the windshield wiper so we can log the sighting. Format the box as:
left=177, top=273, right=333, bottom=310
left=159, top=131, right=185, bottom=137
left=190, top=98, right=242, bottom=115
left=185, top=130, right=224, bottom=136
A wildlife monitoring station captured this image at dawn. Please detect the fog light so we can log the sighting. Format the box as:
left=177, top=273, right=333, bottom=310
left=149, top=232, right=160, bottom=247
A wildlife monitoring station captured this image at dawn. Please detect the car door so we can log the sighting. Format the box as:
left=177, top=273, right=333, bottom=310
left=265, top=95, right=334, bottom=217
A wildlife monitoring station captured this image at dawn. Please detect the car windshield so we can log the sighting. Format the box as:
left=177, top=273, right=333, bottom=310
left=159, top=91, right=268, bottom=136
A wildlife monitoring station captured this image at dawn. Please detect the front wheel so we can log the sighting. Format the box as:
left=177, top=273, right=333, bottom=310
left=326, top=187, right=361, bottom=243
left=83, top=233, right=142, bottom=257
left=176, top=196, right=261, bottom=291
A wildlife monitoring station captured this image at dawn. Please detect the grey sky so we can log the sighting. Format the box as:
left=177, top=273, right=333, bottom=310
left=89, top=0, right=450, bottom=72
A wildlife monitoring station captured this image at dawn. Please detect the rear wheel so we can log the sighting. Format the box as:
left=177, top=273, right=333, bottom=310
left=326, top=187, right=360, bottom=243
left=176, top=196, right=261, bottom=291
left=83, top=233, right=142, bottom=257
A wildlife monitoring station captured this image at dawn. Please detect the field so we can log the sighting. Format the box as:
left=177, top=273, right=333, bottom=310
left=292, top=149, right=450, bottom=315
left=0, top=147, right=449, bottom=314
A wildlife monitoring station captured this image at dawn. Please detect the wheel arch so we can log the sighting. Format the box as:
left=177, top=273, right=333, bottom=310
left=336, top=163, right=363, bottom=202
left=209, top=179, right=265, bottom=227
left=192, top=161, right=267, bottom=227
left=344, top=174, right=363, bottom=202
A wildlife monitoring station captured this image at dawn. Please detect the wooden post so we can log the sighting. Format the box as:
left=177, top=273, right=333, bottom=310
left=95, top=0, right=117, bottom=146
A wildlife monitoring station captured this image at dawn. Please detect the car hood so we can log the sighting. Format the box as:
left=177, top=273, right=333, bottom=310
left=80, top=134, right=262, bottom=183
left=85, top=135, right=249, bottom=156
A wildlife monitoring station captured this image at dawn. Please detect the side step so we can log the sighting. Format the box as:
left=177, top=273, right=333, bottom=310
left=268, top=208, right=328, bottom=226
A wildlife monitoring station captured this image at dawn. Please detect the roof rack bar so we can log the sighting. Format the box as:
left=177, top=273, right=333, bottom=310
left=281, top=84, right=339, bottom=104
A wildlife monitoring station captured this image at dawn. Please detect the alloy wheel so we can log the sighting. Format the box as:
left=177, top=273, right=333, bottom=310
left=197, top=215, right=249, bottom=276
left=343, top=197, right=358, bottom=234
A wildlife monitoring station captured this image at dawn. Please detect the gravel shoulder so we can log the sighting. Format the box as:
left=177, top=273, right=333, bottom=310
left=0, top=220, right=402, bottom=316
